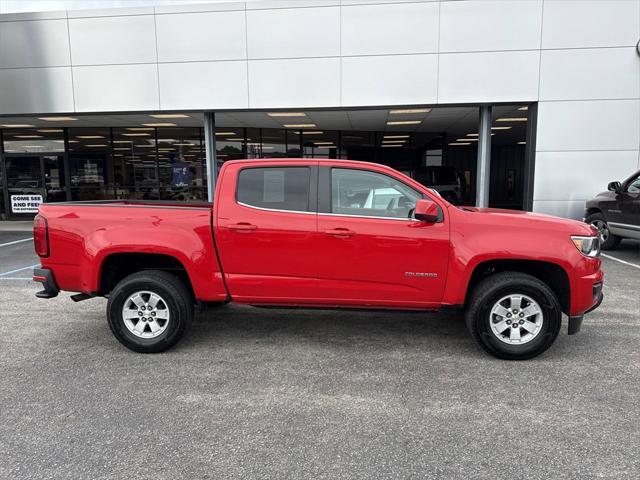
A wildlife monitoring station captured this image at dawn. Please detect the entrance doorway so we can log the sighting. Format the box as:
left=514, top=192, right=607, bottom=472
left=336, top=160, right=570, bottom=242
left=2, top=154, right=67, bottom=219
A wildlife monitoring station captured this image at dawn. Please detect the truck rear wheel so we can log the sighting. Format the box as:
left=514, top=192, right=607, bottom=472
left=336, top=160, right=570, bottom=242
left=107, top=270, right=193, bottom=353
left=465, top=272, right=562, bottom=360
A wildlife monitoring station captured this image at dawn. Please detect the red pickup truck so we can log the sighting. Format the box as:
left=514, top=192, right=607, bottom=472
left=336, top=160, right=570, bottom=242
left=33, top=159, right=603, bottom=359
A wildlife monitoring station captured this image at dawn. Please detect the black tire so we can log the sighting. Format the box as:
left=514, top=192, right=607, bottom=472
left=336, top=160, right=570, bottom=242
left=465, top=272, right=562, bottom=360
left=585, top=212, right=620, bottom=250
left=107, top=270, right=193, bottom=353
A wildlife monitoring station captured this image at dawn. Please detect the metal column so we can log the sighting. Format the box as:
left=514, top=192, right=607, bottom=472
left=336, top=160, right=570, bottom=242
left=203, top=112, right=217, bottom=202
left=476, top=105, right=492, bottom=208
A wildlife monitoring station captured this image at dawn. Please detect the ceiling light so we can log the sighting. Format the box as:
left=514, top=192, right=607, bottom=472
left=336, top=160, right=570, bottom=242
left=386, top=120, right=421, bottom=125
left=20, top=145, right=45, bottom=148
left=382, top=144, right=403, bottom=148
left=449, top=142, right=471, bottom=146
left=518, top=106, right=529, bottom=111
left=314, top=142, right=334, bottom=145
left=491, top=126, right=512, bottom=131
left=142, top=123, right=177, bottom=127
left=149, top=114, right=189, bottom=119
left=383, top=135, right=410, bottom=139
left=14, top=135, right=42, bottom=139
left=283, top=124, right=316, bottom=128
left=112, top=140, right=132, bottom=143
left=457, top=138, right=478, bottom=142
left=224, top=137, right=243, bottom=141
left=214, top=132, right=237, bottom=136
left=113, top=147, right=130, bottom=151
left=122, top=133, right=151, bottom=137
left=68, top=140, right=79, bottom=143
left=466, top=133, right=479, bottom=137
left=1, top=124, right=35, bottom=128
left=316, top=145, right=334, bottom=149
left=267, top=112, right=306, bottom=117
left=389, top=108, right=431, bottom=115
left=126, top=127, right=155, bottom=131
left=76, top=135, right=105, bottom=139
left=136, top=144, right=156, bottom=147
left=86, top=144, right=108, bottom=147
left=382, top=140, right=406, bottom=144
left=173, top=143, right=194, bottom=146
left=301, top=131, right=324, bottom=135
left=496, top=118, right=528, bottom=122
left=38, top=116, right=77, bottom=121
left=518, top=141, right=527, bottom=145
left=37, top=129, right=63, bottom=133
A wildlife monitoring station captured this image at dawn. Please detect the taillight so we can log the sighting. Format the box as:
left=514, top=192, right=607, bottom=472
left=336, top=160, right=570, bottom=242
left=33, top=214, right=49, bottom=257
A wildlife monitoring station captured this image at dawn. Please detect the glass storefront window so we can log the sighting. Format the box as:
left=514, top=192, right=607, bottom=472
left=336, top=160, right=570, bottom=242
left=68, top=128, right=112, bottom=201
left=157, top=127, right=205, bottom=201
left=215, top=127, right=245, bottom=165
left=111, top=128, right=158, bottom=200
left=302, top=130, right=339, bottom=158
left=259, top=129, right=287, bottom=158
left=339, top=131, right=375, bottom=161
left=2, top=127, right=65, bottom=154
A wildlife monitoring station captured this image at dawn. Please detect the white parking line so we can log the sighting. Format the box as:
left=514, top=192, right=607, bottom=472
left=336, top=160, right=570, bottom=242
left=0, top=264, right=40, bottom=277
left=0, top=277, right=32, bottom=280
left=601, top=253, right=640, bottom=270
left=0, top=237, right=33, bottom=248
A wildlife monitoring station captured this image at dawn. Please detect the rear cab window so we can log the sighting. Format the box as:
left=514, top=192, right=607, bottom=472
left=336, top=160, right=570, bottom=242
left=237, top=167, right=311, bottom=212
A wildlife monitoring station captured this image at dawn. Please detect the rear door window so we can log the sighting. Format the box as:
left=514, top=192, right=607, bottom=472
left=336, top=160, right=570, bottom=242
left=237, top=167, right=311, bottom=212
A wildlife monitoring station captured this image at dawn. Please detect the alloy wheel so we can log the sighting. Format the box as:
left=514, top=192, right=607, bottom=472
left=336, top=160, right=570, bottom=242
left=489, top=294, right=544, bottom=345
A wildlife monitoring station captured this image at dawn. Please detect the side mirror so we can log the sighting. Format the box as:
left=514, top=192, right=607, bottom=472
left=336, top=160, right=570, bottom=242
left=607, top=181, right=622, bottom=193
left=414, top=199, right=439, bottom=222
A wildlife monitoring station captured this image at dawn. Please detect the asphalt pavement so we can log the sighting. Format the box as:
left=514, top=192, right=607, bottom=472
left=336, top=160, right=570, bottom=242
left=1, top=230, right=639, bottom=479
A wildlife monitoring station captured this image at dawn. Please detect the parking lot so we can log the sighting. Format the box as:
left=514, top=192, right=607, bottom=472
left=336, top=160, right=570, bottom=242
left=1, top=225, right=639, bottom=479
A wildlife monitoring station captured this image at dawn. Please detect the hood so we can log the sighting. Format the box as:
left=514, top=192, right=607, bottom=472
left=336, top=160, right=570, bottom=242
left=456, top=206, right=595, bottom=235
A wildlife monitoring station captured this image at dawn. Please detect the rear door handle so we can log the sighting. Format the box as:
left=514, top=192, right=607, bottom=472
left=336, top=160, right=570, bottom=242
left=325, top=228, right=354, bottom=238
left=228, top=223, right=257, bottom=232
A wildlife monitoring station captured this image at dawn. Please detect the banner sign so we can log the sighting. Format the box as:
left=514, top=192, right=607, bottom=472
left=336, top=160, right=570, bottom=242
left=11, top=194, right=43, bottom=213
left=171, top=163, right=192, bottom=188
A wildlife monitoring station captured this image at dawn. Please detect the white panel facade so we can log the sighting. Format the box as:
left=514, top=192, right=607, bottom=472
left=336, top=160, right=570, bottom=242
left=533, top=151, right=640, bottom=202
left=532, top=200, right=588, bottom=221
left=246, top=6, right=340, bottom=59
left=541, top=0, right=640, bottom=49
left=0, top=19, right=70, bottom=68
left=248, top=57, right=340, bottom=108
left=159, top=61, right=248, bottom=110
left=439, top=0, right=542, bottom=52
left=438, top=50, right=540, bottom=103
left=68, top=14, right=157, bottom=65
left=73, top=64, right=160, bottom=112
left=1, top=0, right=639, bottom=220
left=341, top=2, right=439, bottom=56
left=342, top=54, right=438, bottom=107
left=0, top=67, right=74, bottom=114
left=156, top=11, right=247, bottom=62
left=539, top=47, right=640, bottom=101
left=536, top=100, right=640, bottom=152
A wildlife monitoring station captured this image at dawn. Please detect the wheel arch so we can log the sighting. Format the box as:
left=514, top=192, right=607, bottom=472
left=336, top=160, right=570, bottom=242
left=99, top=252, right=195, bottom=300
left=465, top=259, right=570, bottom=315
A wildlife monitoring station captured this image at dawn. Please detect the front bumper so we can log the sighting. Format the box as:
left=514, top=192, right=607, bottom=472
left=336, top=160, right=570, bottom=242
left=33, top=267, right=59, bottom=299
left=568, top=282, right=604, bottom=335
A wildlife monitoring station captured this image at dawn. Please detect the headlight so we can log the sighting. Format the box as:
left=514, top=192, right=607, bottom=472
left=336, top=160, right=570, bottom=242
left=571, top=235, right=600, bottom=257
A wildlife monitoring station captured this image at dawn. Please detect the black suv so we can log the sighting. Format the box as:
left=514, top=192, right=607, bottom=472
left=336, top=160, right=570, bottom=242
left=584, top=169, right=640, bottom=249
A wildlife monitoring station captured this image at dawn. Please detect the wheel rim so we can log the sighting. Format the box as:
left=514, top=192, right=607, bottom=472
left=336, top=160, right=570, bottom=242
left=590, top=220, right=609, bottom=242
left=489, top=294, right=543, bottom=345
left=122, top=291, right=170, bottom=339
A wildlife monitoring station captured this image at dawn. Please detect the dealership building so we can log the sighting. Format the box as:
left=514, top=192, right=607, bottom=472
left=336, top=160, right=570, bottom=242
left=0, top=0, right=638, bottom=220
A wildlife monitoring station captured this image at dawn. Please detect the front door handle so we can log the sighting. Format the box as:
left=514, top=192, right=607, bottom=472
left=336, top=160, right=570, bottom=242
left=228, top=222, right=257, bottom=232
left=325, top=228, right=354, bottom=238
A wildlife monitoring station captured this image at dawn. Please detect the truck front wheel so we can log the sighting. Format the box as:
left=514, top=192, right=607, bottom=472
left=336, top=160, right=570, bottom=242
left=106, top=270, right=193, bottom=353
left=465, top=272, right=562, bottom=360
